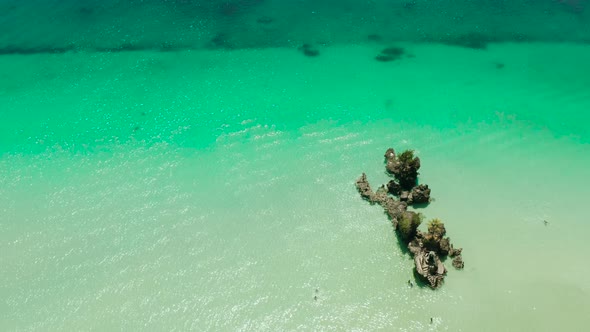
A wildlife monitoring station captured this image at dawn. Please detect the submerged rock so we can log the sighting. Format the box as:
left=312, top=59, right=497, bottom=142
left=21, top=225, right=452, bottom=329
left=386, top=180, right=402, bottom=196
left=298, top=44, right=320, bottom=57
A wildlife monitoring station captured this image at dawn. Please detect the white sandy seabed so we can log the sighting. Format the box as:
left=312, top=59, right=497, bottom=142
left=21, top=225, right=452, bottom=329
left=0, top=43, right=589, bottom=331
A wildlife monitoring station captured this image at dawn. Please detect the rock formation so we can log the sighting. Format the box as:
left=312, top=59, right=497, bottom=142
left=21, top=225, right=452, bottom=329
left=355, top=148, right=464, bottom=289
left=408, top=184, right=431, bottom=205
left=385, top=148, right=421, bottom=191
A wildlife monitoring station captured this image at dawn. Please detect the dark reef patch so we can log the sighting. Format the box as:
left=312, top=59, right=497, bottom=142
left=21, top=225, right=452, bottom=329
left=256, top=16, right=274, bottom=24
left=374, top=46, right=408, bottom=62
left=208, top=33, right=235, bottom=49
left=367, top=34, right=383, bottom=42
left=0, top=45, right=76, bottom=55
left=494, top=62, right=505, bottom=69
left=298, top=44, right=320, bottom=57
left=442, top=32, right=496, bottom=50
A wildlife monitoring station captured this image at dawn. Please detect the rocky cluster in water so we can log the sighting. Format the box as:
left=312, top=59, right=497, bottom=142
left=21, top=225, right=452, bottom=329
left=355, top=148, right=464, bottom=289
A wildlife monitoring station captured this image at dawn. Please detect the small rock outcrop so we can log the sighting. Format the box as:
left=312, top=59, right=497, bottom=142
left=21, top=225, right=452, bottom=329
left=356, top=174, right=407, bottom=227
left=385, top=149, right=427, bottom=206
left=355, top=148, right=464, bottom=289
left=452, top=255, right=465, bottom=269
left=409, top=184, right=431, bottom=205
left=385, top=149, right=421, bottom=190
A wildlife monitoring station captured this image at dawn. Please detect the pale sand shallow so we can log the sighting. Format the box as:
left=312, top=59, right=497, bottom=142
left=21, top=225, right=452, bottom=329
left=1, top=43, right=589, bottom=331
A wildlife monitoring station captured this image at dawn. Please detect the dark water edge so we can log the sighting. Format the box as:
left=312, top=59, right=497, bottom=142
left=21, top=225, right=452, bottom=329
left=1, top=0, right=589, bottom=54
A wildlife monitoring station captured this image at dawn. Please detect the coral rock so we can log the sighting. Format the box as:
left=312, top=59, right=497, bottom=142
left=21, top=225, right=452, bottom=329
left=414, top=251, right=446, bottom=288
left=355, top=173, right=374, bottom=202
left=386, top=180, right=402, bottom=196
left=452, top=255, right=465, bottom=269
left=400, top=191, right=410, bottom=202
left=356, top=148, right=464, bottom=289
left=408, top=184, right=431, bottom=204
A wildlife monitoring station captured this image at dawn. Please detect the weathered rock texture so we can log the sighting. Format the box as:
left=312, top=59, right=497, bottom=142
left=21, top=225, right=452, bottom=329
left=355, top=148, right=464, bottom=289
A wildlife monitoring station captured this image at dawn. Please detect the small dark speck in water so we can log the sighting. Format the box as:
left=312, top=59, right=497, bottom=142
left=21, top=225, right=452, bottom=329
left=375, top=46, right=406, bottom=62
left=494, top=62, right=505, bottom=69
left=78, top=7, right=94, bottom=16
left=404, top=1, right=417, bottom=10
left=133, top=126, right=140, bottom=132
left=256, top=16, right=274, bottom=24
left=367, top=34, right=382, bottom=42
left=140, top=112, right=146, bottom=116
left=375, top=54, right=395, bottom=62
left=381, top=47, right=405, bottom=56
left=543, top=220, right=549, bottom=226
left=313, top=295, right=318, bottom=301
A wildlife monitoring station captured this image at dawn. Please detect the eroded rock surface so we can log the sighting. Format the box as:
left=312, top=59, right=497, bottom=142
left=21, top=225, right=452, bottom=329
left=355, top=148, right=464, bottom=289
left=452, top=255, right=465, bottom=269
left=385, top=149, right=421, bottom=190
left=414, top=251, right=446, bottom=288
left=409, top=184, right=431, bottom=204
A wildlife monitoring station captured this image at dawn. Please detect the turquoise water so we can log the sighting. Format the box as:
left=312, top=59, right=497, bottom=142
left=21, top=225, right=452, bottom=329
left=2, top=2, right=590, bottom=331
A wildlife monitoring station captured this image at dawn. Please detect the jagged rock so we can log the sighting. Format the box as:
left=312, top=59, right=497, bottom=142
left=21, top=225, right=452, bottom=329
left=427, top=219, right=446, bottom=238
left=381, top=197, right=407, bottom=228
left=386, top=180, right=402, bottom=196
left=356, top=148, right=464, bottom=289
left=355, top=173, right=375, bottom=202
left=414, top=251, right=446, bottom=288
left=385, top=149, right=421, bottom=190
left=356, top=174, right=406, bottom=228
left=449, top=246, right=462, bottom=258
left=384, top=148, right=396, bottom=173
left=438, top=237, right=451, bottom=256
left=452, top=255, right=464, bottom=269
left=408, top=184, right=431, bottom=204
left=421, top=219, right=452, bottom=256
left=400, top=191, right=410, bottom=202
left=408, top=237, right=423, bottom=256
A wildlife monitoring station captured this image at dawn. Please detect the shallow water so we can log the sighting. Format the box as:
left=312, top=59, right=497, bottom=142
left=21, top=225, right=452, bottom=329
left=1, top=2, right=590, bottom=331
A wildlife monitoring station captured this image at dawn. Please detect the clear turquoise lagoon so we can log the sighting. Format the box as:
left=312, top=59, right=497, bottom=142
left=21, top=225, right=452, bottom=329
left=1, top=2, right=589, bottom=331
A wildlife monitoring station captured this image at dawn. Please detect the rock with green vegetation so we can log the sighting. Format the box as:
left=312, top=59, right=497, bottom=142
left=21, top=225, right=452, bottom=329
left=421, top=218, right=453, bottom=256
left=385, top=148, right=421, bottom=191
left=356, top=147, right=464, bottom=289
left=398, top=211, right=422, bottom=241
left=427, top=218, right=446, bottom=238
